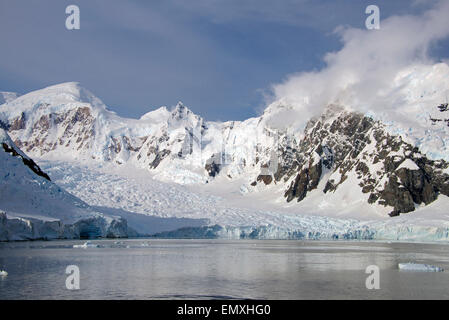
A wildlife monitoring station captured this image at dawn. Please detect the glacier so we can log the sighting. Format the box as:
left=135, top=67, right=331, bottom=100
left=38, top=160, right=449, bottom=242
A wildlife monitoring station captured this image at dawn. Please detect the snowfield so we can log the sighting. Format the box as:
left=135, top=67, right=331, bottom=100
left=37, top=159, right=449, bottom=242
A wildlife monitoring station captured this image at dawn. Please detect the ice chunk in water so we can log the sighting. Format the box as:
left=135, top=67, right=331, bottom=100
left=73, top=241, right=100, bottom=248
left=398, top=262, right=444, bottom=272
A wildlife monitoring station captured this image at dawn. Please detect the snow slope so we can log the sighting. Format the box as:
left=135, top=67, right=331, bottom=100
left=364, top=63, right=449, bottom=161
left=0, top=129, right=128, bottom=241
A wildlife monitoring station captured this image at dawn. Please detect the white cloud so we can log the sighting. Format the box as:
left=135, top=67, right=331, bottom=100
left=267, top=0, right=449, bottom=129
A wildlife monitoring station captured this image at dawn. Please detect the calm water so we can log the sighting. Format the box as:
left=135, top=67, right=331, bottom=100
left=1, top=239, right=449, bottom=300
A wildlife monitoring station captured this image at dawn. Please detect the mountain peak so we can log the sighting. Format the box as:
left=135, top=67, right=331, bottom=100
left=27, top=82, right=104, bottom=107
left=173, top=101, right=188, bottom=111
left=139, top=106, right=170, bottom=121
left=0, top=82, right=108, bottom=119
left=26, top=82, right=85, bottom=99
left=171, top=101, right=194, bottom=119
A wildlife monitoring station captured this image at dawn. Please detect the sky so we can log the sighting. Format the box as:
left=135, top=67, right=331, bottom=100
left=0, top=0, right=448, bottom=121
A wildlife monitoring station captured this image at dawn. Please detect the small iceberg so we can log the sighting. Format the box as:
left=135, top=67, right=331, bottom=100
left=398, top=262, right=444, bottom=272
left=0, top=270, right=8, bottom=277
left=140, top=242, right=151, bottom=247
left=73, top=241, right=100, bottom=249
left=112, top=241, right=126, bottom=248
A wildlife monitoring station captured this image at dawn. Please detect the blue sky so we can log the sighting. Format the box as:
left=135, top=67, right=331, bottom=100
left=0, top=0, right=448, bottom=121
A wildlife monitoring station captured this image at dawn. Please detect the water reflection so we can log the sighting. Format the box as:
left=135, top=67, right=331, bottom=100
left=1, top=240, right=449, bottom=299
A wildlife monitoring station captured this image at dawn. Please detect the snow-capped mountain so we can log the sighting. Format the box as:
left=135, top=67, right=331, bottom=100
left=273, top=104, right=449, bottom=217
left=1, top=62, right=448, bottom=219
left=0, top=128, right=128, bottom=241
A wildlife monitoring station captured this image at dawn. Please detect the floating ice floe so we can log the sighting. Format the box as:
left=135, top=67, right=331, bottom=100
left=398, top=262, right=444, bottom=272
left=112, top=241, right=126, bottom=247
left=73, top=241, right=100, bottom=249
left=0, top=270, right=8, bottom=276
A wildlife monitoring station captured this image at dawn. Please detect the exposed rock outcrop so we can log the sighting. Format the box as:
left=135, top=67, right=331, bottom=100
left=270, top=106, right=449, bottom=216
left=205, top=153, right=223, bottom=177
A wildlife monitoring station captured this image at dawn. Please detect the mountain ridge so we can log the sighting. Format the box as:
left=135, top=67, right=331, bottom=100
left=1, top=63, right=449, bottom=218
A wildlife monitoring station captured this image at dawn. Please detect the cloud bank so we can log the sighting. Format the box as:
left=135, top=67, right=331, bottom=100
left=267, top=0, right=449, bottom=129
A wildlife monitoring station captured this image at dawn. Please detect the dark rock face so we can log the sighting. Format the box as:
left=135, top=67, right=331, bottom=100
left=9, top=112, right=26, bottom=131
left=285, top=159, right=322, bottom=202
left=257, top=174, right=273, bottom=185
left=273, top=145, right=299, bottom=183
left=323, top=180, right=337, bottom=193
left=317, top=145, right=334, bottom=170
left=378, top=175, right=415, bottom=217
left=267, top=106, right=449, bottom=216
left=281, top=107, right=373, bottom=203
left=205, top=153, right=223, bottom=177
left=363, top=134, right=449, bottom=216
left=205, top=162, right=221, bottom=177
left=139, top=132, right=171, bottom=169
left=396, top=167, right=437, bottom=205
left=285, top=170, right=308, bottom=202
left=2, top=142, right=51, bottom=181
left=150, top=149, right=171, bottom=169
